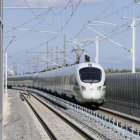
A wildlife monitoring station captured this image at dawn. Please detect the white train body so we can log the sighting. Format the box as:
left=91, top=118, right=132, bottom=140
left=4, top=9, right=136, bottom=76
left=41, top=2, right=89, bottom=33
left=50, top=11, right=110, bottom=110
left=8, top=62, right=106, bottom=105
left=76, top=63, right=106, bottom=103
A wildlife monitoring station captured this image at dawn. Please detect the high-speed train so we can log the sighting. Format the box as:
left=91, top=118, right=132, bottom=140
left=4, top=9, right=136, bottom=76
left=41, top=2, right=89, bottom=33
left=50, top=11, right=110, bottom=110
left=8, top=62, right=106, bottom=106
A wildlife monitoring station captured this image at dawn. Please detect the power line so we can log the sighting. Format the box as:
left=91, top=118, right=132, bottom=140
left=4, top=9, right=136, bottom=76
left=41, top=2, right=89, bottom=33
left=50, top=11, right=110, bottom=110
left=74, top=0, right=135, bottom=39
left=5, top=8, right=52, bottom=34
left=59, top=0, right=82, bottom=32
left=74, top=0, right=115, bottom=38
left=4, top=0, right=78, bottom=48
left=23, top=0, right=38, bottom=19
left=5, top=36, right=16, bottom=50
left=4, top=7, right=51, bottom=9
left=95, top=0, right=135, bottom=21
left=19, top=0, right=83, bottom=53
left=4, top=8, right=52, bottom=42
left=9, top=31, right=66, bottom=62
left=8, top=32, right=64, bottom=57
left=74, top=23, right=87, bottom=38
left=94, top=0, right=114, bottom=20
left=109, top=21, right=140, bottom=38
left=79, top=20, right=140, bottom=49
left=50, top=0, right=72, bottom=15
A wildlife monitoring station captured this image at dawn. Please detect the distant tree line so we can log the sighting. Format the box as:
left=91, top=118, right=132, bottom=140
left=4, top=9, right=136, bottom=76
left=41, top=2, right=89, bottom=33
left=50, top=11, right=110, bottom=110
left=105, top=68, right=140, bottom=74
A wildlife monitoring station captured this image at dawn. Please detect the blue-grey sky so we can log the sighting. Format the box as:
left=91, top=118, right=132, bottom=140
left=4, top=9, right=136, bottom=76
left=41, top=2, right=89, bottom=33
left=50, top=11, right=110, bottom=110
left=3, top=0, right=140, bottom=74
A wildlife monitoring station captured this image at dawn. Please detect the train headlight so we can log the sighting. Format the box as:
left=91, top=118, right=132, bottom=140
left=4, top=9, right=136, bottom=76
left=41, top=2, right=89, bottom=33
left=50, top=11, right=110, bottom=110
left=81, top=86, right=86, bottom=91
left=97, top=86, right=101, bottom=91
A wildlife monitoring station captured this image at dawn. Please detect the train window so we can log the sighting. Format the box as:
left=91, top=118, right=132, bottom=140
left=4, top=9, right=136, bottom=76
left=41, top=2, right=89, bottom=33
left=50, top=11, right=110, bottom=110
left=79, top=67, right=101, bottom=83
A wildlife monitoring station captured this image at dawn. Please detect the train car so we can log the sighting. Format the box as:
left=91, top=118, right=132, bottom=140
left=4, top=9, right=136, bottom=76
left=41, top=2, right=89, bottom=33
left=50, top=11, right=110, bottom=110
left=8, top=62, right=106, bottom=106
left=34, top=62, right=106, bottom=105
left=8, top=74, right=34, bottom=88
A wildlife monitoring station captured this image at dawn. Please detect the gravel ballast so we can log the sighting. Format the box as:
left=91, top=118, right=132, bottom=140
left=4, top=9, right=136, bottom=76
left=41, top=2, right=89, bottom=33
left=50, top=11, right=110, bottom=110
left=3, top=89, right=47, bottom=140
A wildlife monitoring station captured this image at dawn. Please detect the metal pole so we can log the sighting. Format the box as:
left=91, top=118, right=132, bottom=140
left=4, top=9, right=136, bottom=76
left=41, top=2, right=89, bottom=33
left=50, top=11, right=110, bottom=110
left=95, top=36, right=99, bottom=64
left=28, top=60, right=31, bottom=73
left=132, top=18, right=136, bottom=73
left=51, top=49, right=53, bottom=68
left=63, top=33, right=66, bottom=66
left=5, top=52, right=7, bottom=94
left=0, top=0, right=3, bottom=138
left=36, top=57, right=38, bottom=72
left=13, top=63, right=17, bottom=75
left=121, top=16, right=138, bottom=73
left=56, top=47, right=58, bottom=65
left=47, top=42, right=48, bottom=68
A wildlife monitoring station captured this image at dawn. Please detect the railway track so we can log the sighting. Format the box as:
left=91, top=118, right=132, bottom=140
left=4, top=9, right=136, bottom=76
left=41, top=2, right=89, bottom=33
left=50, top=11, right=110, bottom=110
left=99, top=106, right=140, bottom=124
left=18, top=87, right=140, bottom=140
left=20, top=91, right=97, bottom=140
left=20, top=92, right=57, bottom=140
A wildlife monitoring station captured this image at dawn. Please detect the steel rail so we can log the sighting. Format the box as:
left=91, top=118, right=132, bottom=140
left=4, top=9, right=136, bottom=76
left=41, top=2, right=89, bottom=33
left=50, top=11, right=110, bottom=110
left=15, top=87, right=140, bottom=139
left=27, top=91, right=96, bottom=140
left=20, top=92, right=58, bottom=140
left=99, top=107, right=140, bottom=124
left=28, top=88, right=140, bottom=139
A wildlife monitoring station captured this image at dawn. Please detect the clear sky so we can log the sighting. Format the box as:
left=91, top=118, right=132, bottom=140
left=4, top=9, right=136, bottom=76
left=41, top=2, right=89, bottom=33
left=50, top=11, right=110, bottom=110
left=3, top=0, right=140, bottom=74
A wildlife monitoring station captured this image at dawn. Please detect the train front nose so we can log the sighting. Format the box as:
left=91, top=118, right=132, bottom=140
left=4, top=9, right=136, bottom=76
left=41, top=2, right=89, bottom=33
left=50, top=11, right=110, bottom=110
left=81, top=86, right=106, bottom=102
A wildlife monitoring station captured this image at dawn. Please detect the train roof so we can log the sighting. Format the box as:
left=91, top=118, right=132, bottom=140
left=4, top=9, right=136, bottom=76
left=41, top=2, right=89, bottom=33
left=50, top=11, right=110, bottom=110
left=8, top=62, right=105, bottom=79
left=76, top=62, right=104, bottom=70
left=35, top=62, right=104, bottom=77
left=7, top=73, right=34, bottom=80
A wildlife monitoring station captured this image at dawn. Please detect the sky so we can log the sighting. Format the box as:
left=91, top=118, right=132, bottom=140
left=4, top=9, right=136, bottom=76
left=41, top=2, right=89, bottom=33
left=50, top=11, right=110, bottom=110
left=3, top=0, right=140, bottom=74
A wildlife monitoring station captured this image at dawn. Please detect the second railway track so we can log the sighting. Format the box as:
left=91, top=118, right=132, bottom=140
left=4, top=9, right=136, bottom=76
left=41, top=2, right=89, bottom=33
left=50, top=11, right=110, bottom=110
left=19, top=88, right=140, bottom=140
left=20, top=91, right=98, bottom=140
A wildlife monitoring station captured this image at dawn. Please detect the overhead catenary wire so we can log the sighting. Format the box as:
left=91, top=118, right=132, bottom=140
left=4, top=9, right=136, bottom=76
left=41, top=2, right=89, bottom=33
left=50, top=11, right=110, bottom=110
left=9, top=1, right=139, bottom=58
left=9, top=19, right=139, bottom=61
left=4, top=8, right=53, bottom=43
left=42, top=0, right=82, bottom=47
left=74, top=0, right=135, bottom=39
left=23, top=0, right=39, bottom=19
left=108, top=20, right=140, bottom=38
left=73, top=20, right=131, bottom=48
left=74, top=0, right=114, bottom=38
left=59, top=0, right=82, bottom=32
left=75, top=21, right=136, bottom=52
left=5, top=8, right=52, bottom=34
left=94, top=0, right=114, bottom=20
left=5, top=36, right=16, bottom=50
left=4, top=7, right=52, bottom=9
left=22, top=0, right=82, bottom=53
left=5, top=27, right=65, bottom=34
left=5, top=0, right=82, bottom=58
left=92, top=17, right=140, bottom=41
left=94, top=0, right=135, bottom=21
left=70, top=18, right=135, bottom=57
left=50, top=0, right=72, bottom=15
left=5, top=0, right=75, bottom=34
left=86, top=25, right=131, bottom=53
left=5, top=0, right=140, bottom=72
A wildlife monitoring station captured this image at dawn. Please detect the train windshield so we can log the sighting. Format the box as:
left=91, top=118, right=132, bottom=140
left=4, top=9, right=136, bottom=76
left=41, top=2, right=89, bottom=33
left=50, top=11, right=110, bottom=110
left=79, top=67, right=102, bottom=83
